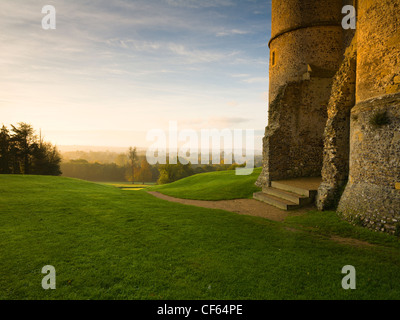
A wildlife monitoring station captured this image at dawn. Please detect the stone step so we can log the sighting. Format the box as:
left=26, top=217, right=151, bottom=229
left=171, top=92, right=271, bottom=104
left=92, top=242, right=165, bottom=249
left=270, top=181, right=318, bottom=198
left=262, top=187, right=313, bottom=206
left=253, top=192, right=300, bottom=211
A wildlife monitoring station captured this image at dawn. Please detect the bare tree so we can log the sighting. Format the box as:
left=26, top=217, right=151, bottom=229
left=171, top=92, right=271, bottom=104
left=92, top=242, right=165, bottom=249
left=128, top=147, right=138, bottom=184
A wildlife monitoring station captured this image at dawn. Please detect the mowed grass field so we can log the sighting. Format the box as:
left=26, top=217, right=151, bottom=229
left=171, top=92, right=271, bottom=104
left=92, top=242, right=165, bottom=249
left=1, top=173, right=400, bottom=300
left=150, top=168, right=262, bottom=200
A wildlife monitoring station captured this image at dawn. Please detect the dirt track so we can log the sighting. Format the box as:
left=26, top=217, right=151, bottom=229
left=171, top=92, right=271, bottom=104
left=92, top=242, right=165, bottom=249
left=148, top=191, right=311, bottom=222
left=147, top=192, right=377, bottom=247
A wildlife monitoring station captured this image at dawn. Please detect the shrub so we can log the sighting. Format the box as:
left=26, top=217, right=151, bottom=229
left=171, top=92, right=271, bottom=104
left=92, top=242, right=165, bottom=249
left=370, top=111, right=390, bottom=128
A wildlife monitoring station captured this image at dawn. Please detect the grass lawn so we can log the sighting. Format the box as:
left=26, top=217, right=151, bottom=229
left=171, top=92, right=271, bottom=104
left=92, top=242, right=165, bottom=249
left=1, top=174, right=400, bottom=300
left=149, top=167, right=262, bottom=200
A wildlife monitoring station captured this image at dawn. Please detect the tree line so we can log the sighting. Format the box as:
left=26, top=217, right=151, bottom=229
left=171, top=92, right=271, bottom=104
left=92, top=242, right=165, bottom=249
left=61, top=156, right=160, bottom=183
left=0, top=123, right=61, bottom=175
left=60, top=148, right=245, bottom=184
left=0, top=122, right=254, bottom=184
left=61, top=147, right=159, bottom=183
left=60, top=160, right=127, bottom=182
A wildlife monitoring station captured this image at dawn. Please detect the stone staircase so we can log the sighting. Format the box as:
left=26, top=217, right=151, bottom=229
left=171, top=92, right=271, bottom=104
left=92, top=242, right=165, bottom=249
left=253, top=177, right=321, bottom=211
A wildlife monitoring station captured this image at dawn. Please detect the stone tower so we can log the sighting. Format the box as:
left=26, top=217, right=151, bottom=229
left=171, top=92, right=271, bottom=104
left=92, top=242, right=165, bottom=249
left=257, top=0, right=400, bottom=235
left=337, top=0, right=400, bottom=233
left=257, top=0, right=344, bottom=188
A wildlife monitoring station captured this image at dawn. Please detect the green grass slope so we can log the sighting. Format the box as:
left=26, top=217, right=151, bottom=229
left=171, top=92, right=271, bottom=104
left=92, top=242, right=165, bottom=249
left=150, top=167, right=262, bottom=200
left=1, top=175, right=400, bottom=300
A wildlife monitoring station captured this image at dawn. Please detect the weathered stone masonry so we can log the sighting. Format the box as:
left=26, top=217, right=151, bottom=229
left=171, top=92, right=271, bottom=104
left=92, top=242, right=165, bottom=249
left=338, top=93, right=400, bottom=233
left=257, top=0, right=400, bottom=235
left=257, top=0, right=344, bottom=189
left=338, top=0, right=400, bottom=234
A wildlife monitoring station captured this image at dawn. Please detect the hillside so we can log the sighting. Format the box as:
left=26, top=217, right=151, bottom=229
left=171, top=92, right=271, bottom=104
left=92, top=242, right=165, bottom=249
left=150, top=167, right=262, bottom=200
left=1, top=175, right=400, bottom=300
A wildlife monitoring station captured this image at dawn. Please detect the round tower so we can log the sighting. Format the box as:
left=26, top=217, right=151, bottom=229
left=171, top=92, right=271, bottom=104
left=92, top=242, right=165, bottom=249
left=257, top=0, right=344, bottom=187
left=269, top=0, right=344, bottom=102
left=338, top=0, right=400, bottom=234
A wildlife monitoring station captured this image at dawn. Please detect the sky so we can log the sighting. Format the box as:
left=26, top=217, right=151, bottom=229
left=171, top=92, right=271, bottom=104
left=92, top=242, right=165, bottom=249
left=1, top=0, right=272, bottom=150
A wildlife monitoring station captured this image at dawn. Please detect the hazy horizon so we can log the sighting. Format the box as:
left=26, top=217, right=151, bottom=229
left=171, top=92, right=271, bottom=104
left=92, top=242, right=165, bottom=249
left=1, top=0, right=271, bottom=149
left=57, top=144, right=263, bottom=154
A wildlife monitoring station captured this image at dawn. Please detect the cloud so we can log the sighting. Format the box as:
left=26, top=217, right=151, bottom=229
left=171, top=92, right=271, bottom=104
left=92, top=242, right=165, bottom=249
left=216, top=29, right=250, bottom=37
left=231, top=73, right=251, bottom=78
left=242, top=77, right=268, bottom=84
left=107, top=38, right=241, bottom=64
left=107, top=39, right=162, bottom=52
left=0, top=0, right=271, bottom=148
left=168, top=43, right=239, bottom=64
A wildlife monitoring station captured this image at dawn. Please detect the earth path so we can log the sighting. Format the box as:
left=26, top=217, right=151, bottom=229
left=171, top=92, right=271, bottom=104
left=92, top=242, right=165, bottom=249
left=147, top=191, right=311, bottom=222
left=147, top=191, right=376, bottom=247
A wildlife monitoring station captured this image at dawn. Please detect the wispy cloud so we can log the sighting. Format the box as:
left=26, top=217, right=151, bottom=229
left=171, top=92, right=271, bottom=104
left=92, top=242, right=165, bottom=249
left=216, top=29, right=250, bottom=37
left=1, top=0, right=271, bottom=148
left=242, top=77, right=268, bottom=84
left=168, top=44, right=240, bottom=64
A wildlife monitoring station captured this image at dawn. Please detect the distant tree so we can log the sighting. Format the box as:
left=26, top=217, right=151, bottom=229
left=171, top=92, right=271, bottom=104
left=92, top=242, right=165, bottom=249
left=202, top=165, right=216, bottom=172
left=115, top=153, right=129, bottom=167
left=176, top=161, right=194, bottom=180
left=0, top=125, right=11, bottom=173
left=128, top=147, right=138, bottom=184
left=10, top=123, right=35, bottom=174
left=227, top=162, right=246, bottom=171
left=151, top=165, right=160, bottom=182
left=157, top=158, right=194, bottom=185
left=194, top=166, right=205, bottom=175
left=31, top=141, right=62, bottom=176
left=136, top=159, right=153, bottom=184
left=157, top=163, right=174, bottom=185
left=61, top=159, right=125, bottom=182
left=0, top=123, right=61, bottom=176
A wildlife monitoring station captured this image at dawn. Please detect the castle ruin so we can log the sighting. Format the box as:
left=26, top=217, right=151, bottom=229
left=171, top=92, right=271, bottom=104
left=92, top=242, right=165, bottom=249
left=256, top=0, right=400, bottom=234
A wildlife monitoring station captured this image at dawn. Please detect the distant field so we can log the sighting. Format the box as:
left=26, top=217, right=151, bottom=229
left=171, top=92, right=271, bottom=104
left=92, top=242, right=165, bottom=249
left=1, top=174, right=400, bottom=300
left=150, top=167, right=262, bottom=200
